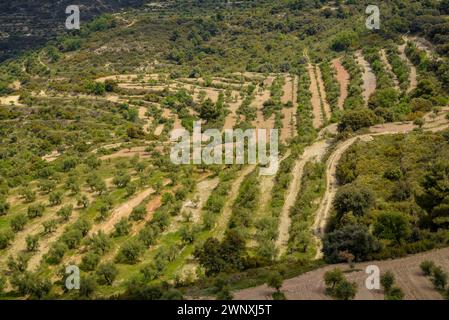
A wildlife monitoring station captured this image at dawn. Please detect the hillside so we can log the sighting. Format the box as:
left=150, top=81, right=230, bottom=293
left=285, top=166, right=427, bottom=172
left=0, top=0, right=146, bottom=61
left=0, top=0, right=449, bottom=301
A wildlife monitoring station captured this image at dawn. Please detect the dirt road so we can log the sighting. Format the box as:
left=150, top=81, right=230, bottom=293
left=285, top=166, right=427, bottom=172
left=216, top=166, right=256, bottom=240
left=276, top=140, right=331, bottom=256
left=355, top=51, right=376, bottom=106
left=89, top=187, right=155, bottom=235
left=399, top=39, right=418, bottom=93
left=313, top=112, right=449, bottom=259
left=331, top=58, right=349, bottom=110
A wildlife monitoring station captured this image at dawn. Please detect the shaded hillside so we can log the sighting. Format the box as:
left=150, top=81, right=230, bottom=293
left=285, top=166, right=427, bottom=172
left=0, top=0, right=145, bottom=61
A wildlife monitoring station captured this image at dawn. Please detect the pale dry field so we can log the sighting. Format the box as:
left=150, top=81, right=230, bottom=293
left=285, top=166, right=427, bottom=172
left=234, top=247, right=449, bottom=300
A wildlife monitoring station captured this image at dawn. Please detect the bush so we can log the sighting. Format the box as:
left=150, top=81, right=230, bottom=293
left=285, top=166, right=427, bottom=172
left=333, top=279, right=357, bottom=300
left=161, top=289, right=185, bottom=300
left=140, top=263, right=159, bottom=281
left=79, top=275, right=97, bottom=298
left=56, top=205, right=73, bottom=222
left=0, top=230, right=14, bottom=249
left=130, top=205, right=146, bottom=221
left=380, top=271, right=395, bottom=293
left=88, top=231, right=112, bottom=255
left=338, top=109, right=378, bottom=132
left=420, top=260, right=436, bottom=276
left=27, top=203, right=45, bottom=219
left=374, top=211, right=411, bottom=244
left=116, top=240, right=145, bottom=264
left=61, top=229, right=83, bottom=249
left=10, top=214, right=28, bottom=232
left=324, top=268, right=357, bottom=300
left=43, top=219, right=58, bottom=234
left=80, top=252, right=101, bottom=271
left=96, top=262, right=118, bottom=286
left=0, top=276, right=6, bottom=294
left=114, top=218, right=131, bottom=237
left=323, top=224, right=379, bottom=263
left=324, top=268, right=345, bottom=295
left=431, top=266, right=448, bottom=291
left=26, top=234, right=39, bottom=252
left=49, top=191, right=63, bottom=206
left=333, top=185, right=375, bottom=218
left=386, top=286, right=405, bottom=300
left=46, top=242, right=68, bottom=264
left=267, top=271, right=283, bottom=293
left=0, top=200, right=10, bottom=216
left=331, top=31, right=357, bottom=52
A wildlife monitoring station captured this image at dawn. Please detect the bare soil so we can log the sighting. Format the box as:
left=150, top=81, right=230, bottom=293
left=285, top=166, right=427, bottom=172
left=234, top=247, right=449, bottom=300
left=276, top=140, right=330, bottom=256
left=307, top=64, right=323, bottom=128
left=280, top=75, right=298, bottom=143
left=355, top=51, right=376, bottom=106
left=331, top=58, right=349, bottom=110
left=215, top=166, right=256, bottom=240
left=89, top=187, right=155, bottom=235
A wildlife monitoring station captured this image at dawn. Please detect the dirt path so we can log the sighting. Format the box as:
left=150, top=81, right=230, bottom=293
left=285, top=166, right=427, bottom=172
left=0, top=95, right=22, bottom=106
left=99, top=146, right=151, bottom=160
left=89, top=187, right=155, bottom=235
left=315, top=66, right=332, bottom=120
left=280, top=75, right=298, bottom=143
left=307, top=64, right=324, bottom=128
left=399, top=40, right=418, bottom=93
left=138, top=106, right=151, bottom=133
left=331, top=58, right=349, bottom=110
left=380, top=49, right=400, bottom=91
left=234, top=247, right=449, bottom=300
left=187, top=177, right=220, bottom=224
left=37, top=52, right=49, bottom=71
left=252, top=86, right=274, bottom=134
left=355, top=51, right=376, bottom=106
left=154, top=124, right=164, bottom=136
left=223, top=93, right=243, bottom=130
left=163, top=108, right=183, bottom=130
left=215, top=166, right=256, bottom=240
left=276, top=140, right=330, bottom=256
left=407, top=36, right=441, bottom=61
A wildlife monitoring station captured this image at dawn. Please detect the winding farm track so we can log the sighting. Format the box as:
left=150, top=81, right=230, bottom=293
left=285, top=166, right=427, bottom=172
left=89, top=187, right=156, bottom=235
left=188, top=177, right=220, bottom=224
left=215, top=166, right=256, bottom=240
left=276, top=140, right=331, bottom=256
left=331, top=58, right=349, bottom=110
left=355, top=51, right=376, bottom=106
left=312, top=110, right=449, bottom=259
left=399, top=39, right=418, bottom=93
